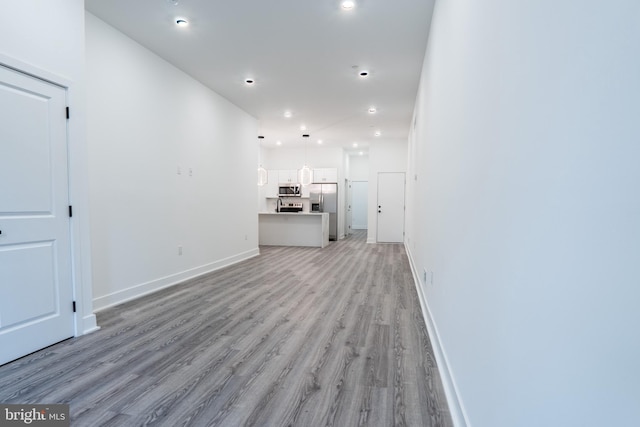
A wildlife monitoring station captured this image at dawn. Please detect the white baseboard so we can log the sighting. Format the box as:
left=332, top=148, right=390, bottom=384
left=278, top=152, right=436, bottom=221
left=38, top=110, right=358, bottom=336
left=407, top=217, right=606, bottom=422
left=93, top=248, right=260, bottom=312
left=404, top=244, right=470, bottom=427
left=79, top=314, right=100, bottom=335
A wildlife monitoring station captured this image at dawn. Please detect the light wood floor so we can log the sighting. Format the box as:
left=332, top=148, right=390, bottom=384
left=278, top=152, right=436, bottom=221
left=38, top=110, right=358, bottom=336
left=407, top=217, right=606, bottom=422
left=0, top=230, right=452, bottom=426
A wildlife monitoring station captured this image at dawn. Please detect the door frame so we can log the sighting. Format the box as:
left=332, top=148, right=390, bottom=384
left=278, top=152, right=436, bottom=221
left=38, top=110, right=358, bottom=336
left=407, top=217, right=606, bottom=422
left=344, top=179, right=352, bottom=236
left=351, top=180, right=369, bottom=230
left=0, top=53, right=97, bottom=336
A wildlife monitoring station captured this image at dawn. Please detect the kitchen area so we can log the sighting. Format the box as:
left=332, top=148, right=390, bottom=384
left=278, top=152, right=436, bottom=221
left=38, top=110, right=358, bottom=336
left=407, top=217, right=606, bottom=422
left=258, top=168, right=339, bottom=248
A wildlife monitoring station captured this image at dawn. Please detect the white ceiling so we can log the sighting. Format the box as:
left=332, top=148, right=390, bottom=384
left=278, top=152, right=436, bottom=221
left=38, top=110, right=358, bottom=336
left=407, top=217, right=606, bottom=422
left=84, top=0, right=435, bottom=152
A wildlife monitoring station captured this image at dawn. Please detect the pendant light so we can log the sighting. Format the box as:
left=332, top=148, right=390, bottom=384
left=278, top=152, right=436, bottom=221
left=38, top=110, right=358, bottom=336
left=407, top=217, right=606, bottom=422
left=299, top=133, right=312, bottom=186
left=257, top=135, right=268, bottom=186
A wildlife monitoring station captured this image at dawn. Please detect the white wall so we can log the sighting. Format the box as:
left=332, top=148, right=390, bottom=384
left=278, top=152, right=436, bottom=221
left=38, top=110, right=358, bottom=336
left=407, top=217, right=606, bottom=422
left=0, top=0, right=97, bottom=334
left=368, top=140, right=408, bottom=243
left=348, top=154, right=369, bottom=181
left=405, top=0, right=640, bottom=425
left=263, top=146, right=344, bottom=171
left=86, top=14, right=259, bottom=310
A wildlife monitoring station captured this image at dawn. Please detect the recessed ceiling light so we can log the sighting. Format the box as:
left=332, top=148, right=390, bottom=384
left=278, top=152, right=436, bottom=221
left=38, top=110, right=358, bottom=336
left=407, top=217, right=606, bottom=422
left=359, top=70, right=369, bottom=78
left=175, top=18, right=189, bottom=27
left=374, top=130, right=381, bottom=136
left=276, top=141, right=282, bottom=146
left=244, top=78, right=255, bottom=85
left=353, top=142, right=358, bottom=148
left=368, top=107, right=377, bottom=114
left=317, top=139, right=323, bottom=144
left=284, top=111, right=292, bottom=118
left=359, top=151, right=364, bottom=156
left=300, top=125, right=307, bottom=131
left=341, top=1, right=355, bottom=10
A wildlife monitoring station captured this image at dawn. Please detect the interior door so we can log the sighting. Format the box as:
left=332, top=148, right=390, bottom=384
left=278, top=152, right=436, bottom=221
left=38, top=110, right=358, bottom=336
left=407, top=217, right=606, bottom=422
left=0, top=65, right=74, bottom=365
left=345, top=179, right=352, bottom=236
left=376, top=172, right=405, bottom=243
left=351, top=181, right=368, bottom=229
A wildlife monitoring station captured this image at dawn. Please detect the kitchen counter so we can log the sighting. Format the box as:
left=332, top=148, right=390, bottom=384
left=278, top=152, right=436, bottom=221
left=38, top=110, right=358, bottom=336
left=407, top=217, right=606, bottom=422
left=258, top=212, right=329, bottom=248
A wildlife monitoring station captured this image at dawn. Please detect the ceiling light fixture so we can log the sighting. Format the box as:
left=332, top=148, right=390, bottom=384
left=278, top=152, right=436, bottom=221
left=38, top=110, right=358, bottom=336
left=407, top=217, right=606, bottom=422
left=317, top=139, right=323, bottom=144
left=276, top=141, right=282, bottom=146
left=244, top=78, right=255, bottom=85
left=374, top=130, right=381, bottom=136
left=175, top=18, right=189, bottom=27
left=368, top=107, right=377, bottom=114
left=359, top=70, right=369, bottom=77
left=341, top=1, right=355, bottom=10
left=359, top=151, right=364, bottom=156
left=353, top=142, right=358, bottom=148
left=284, top=111, right=292, bottom=118
left=300, top=125, right=307, bottom=131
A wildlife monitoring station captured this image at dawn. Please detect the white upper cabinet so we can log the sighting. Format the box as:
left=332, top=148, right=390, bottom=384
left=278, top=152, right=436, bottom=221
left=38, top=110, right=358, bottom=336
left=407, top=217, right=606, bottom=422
left=312, top=168, right=338, bottom=183
left=263, top=170, right=279, bottom=198
left=278, top=169, right=299, bottom=183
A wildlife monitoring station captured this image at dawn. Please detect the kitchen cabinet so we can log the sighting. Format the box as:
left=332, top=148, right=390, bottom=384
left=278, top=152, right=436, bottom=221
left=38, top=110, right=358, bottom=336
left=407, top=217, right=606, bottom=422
left=278, top=169, right=299, bottom=183
left=263, top=170, right=279, bottom=198
left=312, top=168, right=338, bottom=183
left=259, top=212, right=329, bottom=248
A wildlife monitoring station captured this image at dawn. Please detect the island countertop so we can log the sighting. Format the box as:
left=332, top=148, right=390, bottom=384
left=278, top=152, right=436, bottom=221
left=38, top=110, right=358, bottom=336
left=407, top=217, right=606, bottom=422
left=258, top=212, right=329, bottom=247
left=258, top=212, right=326, bottom=215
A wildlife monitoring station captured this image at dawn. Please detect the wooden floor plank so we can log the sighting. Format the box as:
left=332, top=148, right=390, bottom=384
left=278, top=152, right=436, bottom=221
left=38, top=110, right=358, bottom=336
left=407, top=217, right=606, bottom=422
left=0, top=230, right=452, bottom=426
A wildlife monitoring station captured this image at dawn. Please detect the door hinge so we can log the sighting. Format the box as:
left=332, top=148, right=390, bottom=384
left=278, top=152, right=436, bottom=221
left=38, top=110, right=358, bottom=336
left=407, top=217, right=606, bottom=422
left=66, top=106, right=70, bottom=119
left=69, top=205, right=73, bottom=217
left=72, top=301, right=77, bottom=313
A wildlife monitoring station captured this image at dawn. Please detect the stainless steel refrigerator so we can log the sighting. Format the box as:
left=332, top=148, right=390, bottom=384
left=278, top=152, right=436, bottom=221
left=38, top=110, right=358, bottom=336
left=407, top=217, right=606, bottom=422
left=309, top=183, right=338, bottom=241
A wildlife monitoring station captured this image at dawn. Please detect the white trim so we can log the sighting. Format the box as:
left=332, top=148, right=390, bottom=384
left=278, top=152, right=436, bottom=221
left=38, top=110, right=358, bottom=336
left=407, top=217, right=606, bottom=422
left=404, top=243, right=470, bottom=427
left=81, top=316, right=100, bottom=335
left=0, top=53, right=97, bottom=337
left=93, top=248, right=260, bottom=312
left=0, top=53, right=72, bottom=88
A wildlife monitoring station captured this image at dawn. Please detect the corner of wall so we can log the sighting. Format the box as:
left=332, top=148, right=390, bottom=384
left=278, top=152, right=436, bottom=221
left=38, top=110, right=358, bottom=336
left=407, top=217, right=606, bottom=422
left=80, top=314, right=100, bottom=335
left=404, top=243, right=469, bottom=427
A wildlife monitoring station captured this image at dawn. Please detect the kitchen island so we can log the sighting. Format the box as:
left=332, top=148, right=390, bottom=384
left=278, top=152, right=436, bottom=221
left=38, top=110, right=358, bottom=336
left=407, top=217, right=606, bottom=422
left=258, top=212, right=330, bottom=248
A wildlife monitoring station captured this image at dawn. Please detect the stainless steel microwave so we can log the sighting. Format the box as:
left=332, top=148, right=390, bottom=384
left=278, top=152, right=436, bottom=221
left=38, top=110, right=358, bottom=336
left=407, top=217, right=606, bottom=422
left=278, top=183, right=301, bottom=197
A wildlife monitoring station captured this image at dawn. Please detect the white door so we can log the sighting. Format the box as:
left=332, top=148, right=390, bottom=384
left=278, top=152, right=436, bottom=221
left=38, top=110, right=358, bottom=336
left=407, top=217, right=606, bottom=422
left=352, top=181, right=368, bottom=229
left=377, top=172, right=405, bottom=243
left=345, top=179, right=352, bottom=236
left=0, top=65, right=74, bottom=365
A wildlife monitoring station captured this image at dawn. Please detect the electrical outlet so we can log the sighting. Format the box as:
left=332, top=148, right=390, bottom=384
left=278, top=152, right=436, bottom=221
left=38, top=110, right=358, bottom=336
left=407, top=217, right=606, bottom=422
left=178, top=245, right=183, bottom=256
left=423, top=268, right=434, bottom=285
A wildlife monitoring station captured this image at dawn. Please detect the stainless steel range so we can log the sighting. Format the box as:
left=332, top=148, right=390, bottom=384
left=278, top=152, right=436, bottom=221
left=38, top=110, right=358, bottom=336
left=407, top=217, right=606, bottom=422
left=277, top=202, right=303, bottom=213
